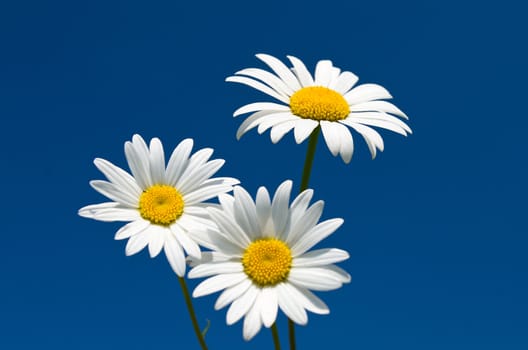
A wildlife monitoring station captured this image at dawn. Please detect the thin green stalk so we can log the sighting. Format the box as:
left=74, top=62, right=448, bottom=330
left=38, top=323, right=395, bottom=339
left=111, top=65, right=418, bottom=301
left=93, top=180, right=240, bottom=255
left=299, top=126, right=320, bottom=192
left=271, top=322, right=282, bottom=350
left=288, top=126, right=321, bottom=350
left=288, top=319, right=296, bottom=350
left=178, top=277, right=208, bottom=350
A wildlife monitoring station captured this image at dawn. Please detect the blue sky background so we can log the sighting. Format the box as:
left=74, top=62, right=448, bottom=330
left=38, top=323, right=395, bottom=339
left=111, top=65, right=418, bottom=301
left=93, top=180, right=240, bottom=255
left=1, top=0, right=526, bottom=349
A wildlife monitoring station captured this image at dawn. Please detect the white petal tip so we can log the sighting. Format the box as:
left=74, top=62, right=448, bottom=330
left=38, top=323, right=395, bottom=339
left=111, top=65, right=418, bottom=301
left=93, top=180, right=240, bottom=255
left=192, top=290, right=204, bottom=298
left=77, top=209, right=91, bottom=218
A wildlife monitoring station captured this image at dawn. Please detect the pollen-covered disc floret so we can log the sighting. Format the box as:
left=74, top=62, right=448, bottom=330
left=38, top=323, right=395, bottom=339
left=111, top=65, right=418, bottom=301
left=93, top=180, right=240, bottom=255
left=242, top=238, right=292, bottom=287
left=139, top=185, right=184, bottom=225
left=227, top=53, right=412, bottom=163
left=290, top=86, right=349, bottom=121
left=188, top=180, right=351, bottom=341
left=78, top=134, right=239, bottom=277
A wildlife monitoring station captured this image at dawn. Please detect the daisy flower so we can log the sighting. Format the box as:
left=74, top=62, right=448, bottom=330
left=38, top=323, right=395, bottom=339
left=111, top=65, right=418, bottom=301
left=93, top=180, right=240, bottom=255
left=227, top=53, right=412, bottom=163
left=78, top=134, right=239, bottom=277
left=188, top=180, right=350, bottom=340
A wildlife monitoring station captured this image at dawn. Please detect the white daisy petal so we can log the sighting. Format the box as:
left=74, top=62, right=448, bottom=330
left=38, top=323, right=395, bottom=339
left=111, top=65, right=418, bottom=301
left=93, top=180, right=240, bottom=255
left=256, top=112, right=298, bottom=135
left=175, top=212, right=212, bottom=233
left=215, top=279, right=252, bottom=310
left=79, top=202, right=140, bottom=222
left=291, top=218, right=344, bottom=256
left=294, top=248, right=350, bottom=267
left=124, top=135, right=152, bottom=189
left=255, top=186, right=272, bottom=234
left=185, top=228, right=239, bottom=254
left=207, top=207, right=251, bottom=248
left=226, top=284, right=259, bottom=325
left=325, top=265, right=352, bottom=283
left=233, top=186, right=260, bottom=240
left=78, top=202, right=118, bottom=218
left=184, top=184, right=233, bottom=205
left=180, top=205, right=208, bottom=217
left=344, top=83, right=392, bottom=104
left=91, top=207, right=140, bottom=222
left=351, top=100, right=408, bottom=119
left=271, top=180, right=293, bottom=239
left=114, top=219, right=150, bottom=240
left=171, top=224, right=201, bottom=259
left=226, top=76, right=290, bottom=104
left=328, top=67, right=341, bottom=86
left=337, top=123, right=354, bottom=164
left=287, top=55, right=314, bottom=87
left=164, top=235, right=186, bottom=277
left=148, top=138, right=165, bottom=184
left=181, top=159, right=225, bottom=194
left=289, top=189, right=314, bottom=226
left=185, top=147, right=215, bottom=172
left=165, top=138, right=193, bottom=187
left=320, top=121, right=342, bottom=157
left=89, top=180, right=138, bottom=207
left=202, top=177, right=240, bottom=187
left=287, top=200, right=324, bottom=248
left=260, top=287, right=278, bottom=327
left=147, top=225, right=167, bottom=258
left=236, top=68, right=295, bottom=96
left=190, top=202, right=223, bottom=212
left=193, top=273, right=247, bottom=298
left=322, top=121, right=353, bottom=163
left=330, top=71, right=359, bottom=94
left=218, top=193, right=236, bottom=216
left=189, top=261, right=243, bottom=279
left=176, top=157, right=220, bottom=194
left=288, top=267, right=345, bottom=291
left=93, top=158, right=141, bottom=197
left=341, top=116, right=408, bottom=136
left=256, top=53, right=301, bottom=91
left=234, top=102, right=290, bottom=117
left=187, top=251, right=233, bottom=267
left=236, top=110, right=281, bottom=140
left=348, top=112, right=413, bottom=134
left=277, top=283, right=308, bottom=325
left=125, top=230, right=151, bottom=256
left=314, top=60, right=333, bottom=87
left=243, top=295, right=263, bottom=341
left=286, top=284, right=329, bottom=315
left=193, top=225, right=245, bottom=257
left=346, top=122, right=384, bottom=159
left=270, top=120, right=298, bottom=144
left=293, top=119, right=318, bottom=144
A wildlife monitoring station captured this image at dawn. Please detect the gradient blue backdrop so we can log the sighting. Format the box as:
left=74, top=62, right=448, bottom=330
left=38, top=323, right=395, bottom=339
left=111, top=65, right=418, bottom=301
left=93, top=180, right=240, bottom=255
left=1, top=0, right=526, bottom=349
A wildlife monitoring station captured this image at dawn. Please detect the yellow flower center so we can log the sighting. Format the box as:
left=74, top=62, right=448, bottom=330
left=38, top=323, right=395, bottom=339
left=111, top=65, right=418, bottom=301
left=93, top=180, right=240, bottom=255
left=138, top=185, right=184, bottom=226
left=242, top=238, right=292, bottom=287
left=290, top=86, right=350, bottom=121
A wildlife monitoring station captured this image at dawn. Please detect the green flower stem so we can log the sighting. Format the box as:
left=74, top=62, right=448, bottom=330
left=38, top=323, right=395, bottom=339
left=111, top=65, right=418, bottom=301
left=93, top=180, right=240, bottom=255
left=178, top=277, right=208, bottom=350
left=288, top=125, right=321, bottom=350
left=271, top=322, right=282, bottom=350
left=288, top=319, right=297, bottom=350
left=299, top=126, right=320, bottom=192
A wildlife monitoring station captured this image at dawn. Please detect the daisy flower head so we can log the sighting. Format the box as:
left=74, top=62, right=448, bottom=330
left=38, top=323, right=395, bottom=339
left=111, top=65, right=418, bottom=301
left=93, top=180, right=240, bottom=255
left=227, top=54, right=412, bottom=163
left=188, top=180, right=350, bottom=340
left=78, top=134, right=239, bottom=277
